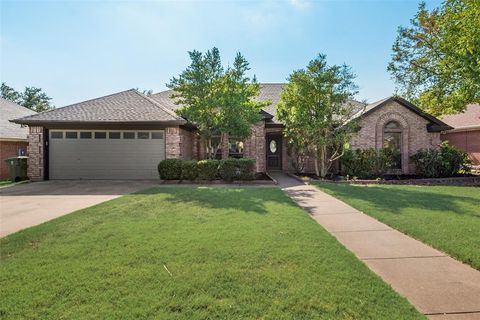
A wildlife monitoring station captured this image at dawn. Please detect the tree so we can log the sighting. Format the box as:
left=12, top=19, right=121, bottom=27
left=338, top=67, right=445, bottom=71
left=1, top=82, right=54, bottom=112
left=277, top=54, right=360, bottom=178
left=1, top=83, right=22, bottom=104
left=388, top=0, right=480, bottom=116
left=168, top=48, right=268, bottom=159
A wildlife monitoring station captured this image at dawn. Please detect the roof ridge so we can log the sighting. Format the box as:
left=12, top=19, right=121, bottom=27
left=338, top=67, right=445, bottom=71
left=132, top=90, right=183, bottom=120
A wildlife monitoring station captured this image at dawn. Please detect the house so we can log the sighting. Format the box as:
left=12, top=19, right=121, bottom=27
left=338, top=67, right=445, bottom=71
left=0, top=98, right=36, bottom=180
left=11, top=84, right=451, bottom=180
left=440, top=104, right=480, bottom=166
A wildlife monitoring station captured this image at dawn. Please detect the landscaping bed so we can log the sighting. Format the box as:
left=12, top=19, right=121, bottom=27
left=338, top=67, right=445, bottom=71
left=161, top=172, right=276, bottom=185
left=0, top=187, right=423, bottom=319
left=314, top=183, right=480, bottom=270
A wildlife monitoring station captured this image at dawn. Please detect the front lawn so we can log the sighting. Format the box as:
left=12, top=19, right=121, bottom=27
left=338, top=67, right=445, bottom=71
left=315, top=183, right=480, bottom=270
left=0, top=187, right=423, bottom=319
left=0, top=180, right=14, bottom=187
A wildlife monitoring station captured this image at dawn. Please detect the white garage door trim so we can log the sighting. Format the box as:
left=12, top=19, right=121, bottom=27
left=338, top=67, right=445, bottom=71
left=49, top=129, right=165, bottom=180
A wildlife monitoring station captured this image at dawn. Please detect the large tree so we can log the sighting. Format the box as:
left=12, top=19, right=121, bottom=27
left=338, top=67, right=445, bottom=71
left=1, top=82, right=54, bottom=112
left=388, top=0, right=480, bottom=116
left=277, top=54, right=360, bottom=178
left=168, top=48, right=268, bottom=159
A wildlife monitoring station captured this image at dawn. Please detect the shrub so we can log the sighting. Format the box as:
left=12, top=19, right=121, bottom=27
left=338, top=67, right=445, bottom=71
left=341, top=148, right=401, bottom=179
left=158, top=159, right=182, bottom=180
left=218, top=158, right=256, bottom=181
left=237, top=158, right=256, bottom=180
left=197, top=160, right=219, bottom=180
left=180, top=160, right=199, bottom=180
left=411, top=142, right=471, bottom=178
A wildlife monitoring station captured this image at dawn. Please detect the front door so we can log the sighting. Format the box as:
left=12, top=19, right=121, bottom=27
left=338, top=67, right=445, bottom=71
left=266, top=135, right=282, bottom=170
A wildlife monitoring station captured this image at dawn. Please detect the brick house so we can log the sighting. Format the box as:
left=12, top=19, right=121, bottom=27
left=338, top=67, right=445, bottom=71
left=0, top=98, right=36, bottom=180
left=440, top=104, right=480, bottom=166
left=11, top=84, right=451, bottom=180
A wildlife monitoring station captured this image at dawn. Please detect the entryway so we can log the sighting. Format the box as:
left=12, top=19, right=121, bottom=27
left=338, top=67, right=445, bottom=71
left=266, top=134, right=282, bottom=170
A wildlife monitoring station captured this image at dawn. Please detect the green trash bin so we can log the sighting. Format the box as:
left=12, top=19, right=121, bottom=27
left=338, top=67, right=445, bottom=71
left=4, top=156, right=28, bottom=182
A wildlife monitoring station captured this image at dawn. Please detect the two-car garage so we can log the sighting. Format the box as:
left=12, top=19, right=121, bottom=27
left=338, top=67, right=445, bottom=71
left=48, top=130, right=165, bottom=180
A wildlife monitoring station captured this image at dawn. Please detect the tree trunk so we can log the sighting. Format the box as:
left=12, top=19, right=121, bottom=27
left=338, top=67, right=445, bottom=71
left=319, top=144, right=327, bottom=178
left=314, top=146, right=320, bottom=177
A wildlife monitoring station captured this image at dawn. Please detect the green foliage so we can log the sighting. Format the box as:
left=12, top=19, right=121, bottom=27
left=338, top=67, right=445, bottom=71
left=180, top=160, right=199, bottom=180
left=411, top=142, right=471, bottom=178
left=388, top=0, right=480, bottom=115
left=218, top=158, right=255, bottom=182
left=341, top=148, right=401, bottom=179
left=168, top=48, right=268, bottom=158
left=197, top=160, right=219, bottom=180
left=277, top=53, right=360, bottom=178
left=158, top=159, right=182, bottom=180
left=1, top=82, right=54, bottom=112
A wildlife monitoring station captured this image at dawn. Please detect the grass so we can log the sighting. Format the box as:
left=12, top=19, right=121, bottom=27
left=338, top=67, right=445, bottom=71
left=0, top=180, right=14, bottom=187
left=0, top=187, right=423, bottom=319
left=314, top=183, right=480, bottom=270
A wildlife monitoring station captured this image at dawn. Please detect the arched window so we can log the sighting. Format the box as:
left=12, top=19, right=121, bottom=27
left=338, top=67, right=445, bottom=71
left=383, top=121, right=402, bottom=169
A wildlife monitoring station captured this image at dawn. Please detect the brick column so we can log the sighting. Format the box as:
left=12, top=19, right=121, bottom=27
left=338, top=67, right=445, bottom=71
left=27, top=126, right=45, bottom=181
left=165, top=127, right=181, bottom=159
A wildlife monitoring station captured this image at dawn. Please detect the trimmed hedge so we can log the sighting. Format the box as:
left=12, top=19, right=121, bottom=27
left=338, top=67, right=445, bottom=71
left=158, top=158, right=256, bottom=181
left=341, top=148, right=401, bottom=179
left=158, top=159, right=182, bottom=180
left=181, top=160, right=199, bottom=180
left=411, top=142, right=471, bottom=178
left=197, top=160, right=219, bottom=180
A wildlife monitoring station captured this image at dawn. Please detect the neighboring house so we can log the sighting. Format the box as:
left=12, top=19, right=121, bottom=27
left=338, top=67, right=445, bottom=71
left=441, top=104, right=480, bottom=166
left=12, top=84, right=451, bottom=180
left=0, top=98, right=36, bottom=179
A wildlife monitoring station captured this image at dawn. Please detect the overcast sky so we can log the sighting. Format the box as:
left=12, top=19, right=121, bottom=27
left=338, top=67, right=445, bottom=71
left=1, top=0, right=441, bottom=107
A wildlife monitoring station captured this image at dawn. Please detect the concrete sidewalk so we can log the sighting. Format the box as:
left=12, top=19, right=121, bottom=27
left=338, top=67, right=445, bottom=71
left=271, top=172, right=480, bottom=320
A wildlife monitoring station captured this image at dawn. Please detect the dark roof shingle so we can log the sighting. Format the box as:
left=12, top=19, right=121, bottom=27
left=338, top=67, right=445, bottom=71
left=441, top=104, right=480, bottom=130
left=13, top=89, right=184, bottom=125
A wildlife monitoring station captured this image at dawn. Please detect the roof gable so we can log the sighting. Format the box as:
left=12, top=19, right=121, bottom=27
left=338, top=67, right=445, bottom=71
left=356, top=96, right=452, bottom=132
left=12, top=89, right=185, bottom=125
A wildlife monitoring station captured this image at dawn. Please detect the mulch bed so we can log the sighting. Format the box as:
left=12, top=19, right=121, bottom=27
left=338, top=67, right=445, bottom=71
left=289, top=173, right=480, bottom=187
left=161, top=172, right=278, bottom=185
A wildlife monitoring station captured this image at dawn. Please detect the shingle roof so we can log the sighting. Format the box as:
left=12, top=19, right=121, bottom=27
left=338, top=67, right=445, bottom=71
left=441, top=104, right=480, bottom=130
left=0, top=98, right=36, bottom=140
left=12, top=89, right=185, bottom=125
left=151, top=83, right=365, bottom=123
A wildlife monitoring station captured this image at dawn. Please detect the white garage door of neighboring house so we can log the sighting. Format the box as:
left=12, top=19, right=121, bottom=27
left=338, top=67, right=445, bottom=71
left=49, top=130, right=165, bottom=179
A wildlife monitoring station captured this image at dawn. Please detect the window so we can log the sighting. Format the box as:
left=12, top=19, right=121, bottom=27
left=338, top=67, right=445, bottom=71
left=65, top=132, right=78, bottom=139
left=383, top=121, right=402, bottom=169
left=51, top=131, right=63, bottom=139
left=269, top=140, right=277, bottom=153
left=228, top=139, right=244, bottom=158
left=109, top=132, right=121, bottom=139
left=123, top=132, right=135, bottom=139
left=94, top=132, right=107, bottom=139
left=151, top=132, right=163, bottom=139
left=80, top=132, right=92, bottom=139
left=137, top=132, right=149, bottom=139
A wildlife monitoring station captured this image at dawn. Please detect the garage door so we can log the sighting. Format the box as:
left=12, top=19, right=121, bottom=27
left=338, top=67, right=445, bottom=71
left=49, top=130, right=165, bottom=179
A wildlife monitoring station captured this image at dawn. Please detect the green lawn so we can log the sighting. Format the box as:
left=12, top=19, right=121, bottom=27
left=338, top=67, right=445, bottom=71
left=315, top=183, right=480, bottom=270
left=0, top=187, right=423, bottom=319
left=0, top=180, right=14, bottom=187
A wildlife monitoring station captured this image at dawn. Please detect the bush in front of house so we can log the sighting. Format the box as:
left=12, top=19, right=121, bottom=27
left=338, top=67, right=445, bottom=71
left=158, top=158, right=256, bottom=181
left=158, top=159, right=182, bottom=180
left=341, top=148, right=401, bottom=179
left=197, top=160, right=220, bottom=180
left=219, top=158, right=256, bottom=182
left=180, top=160, right=199, bottom=180
left=411, top=142, right=471, bottom=178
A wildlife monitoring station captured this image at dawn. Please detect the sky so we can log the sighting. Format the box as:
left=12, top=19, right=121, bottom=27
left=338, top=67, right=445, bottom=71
left=1, top=0, right=442, bottom=107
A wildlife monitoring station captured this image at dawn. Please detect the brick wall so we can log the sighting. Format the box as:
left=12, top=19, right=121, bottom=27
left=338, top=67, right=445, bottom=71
left=0, top=141, right=29, bottom=179
left=165, top=126, right=197, bottom=160
left=26, top=126, right=45, bottom=181
left=244, top=122, right=266, bottom=172
left=442, top=130, right=480, bottom=165
left=350, top=101, right=441, bottom=174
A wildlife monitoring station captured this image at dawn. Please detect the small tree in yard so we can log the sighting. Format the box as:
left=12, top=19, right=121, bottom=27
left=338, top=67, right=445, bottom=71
left=277, top=54, right=360, bottom=178
left=168, top=48, right=269, bottom=159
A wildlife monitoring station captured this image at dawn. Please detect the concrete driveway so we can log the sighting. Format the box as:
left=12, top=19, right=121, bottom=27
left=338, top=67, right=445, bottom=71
left=0, top=180, right=159, bottom=237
